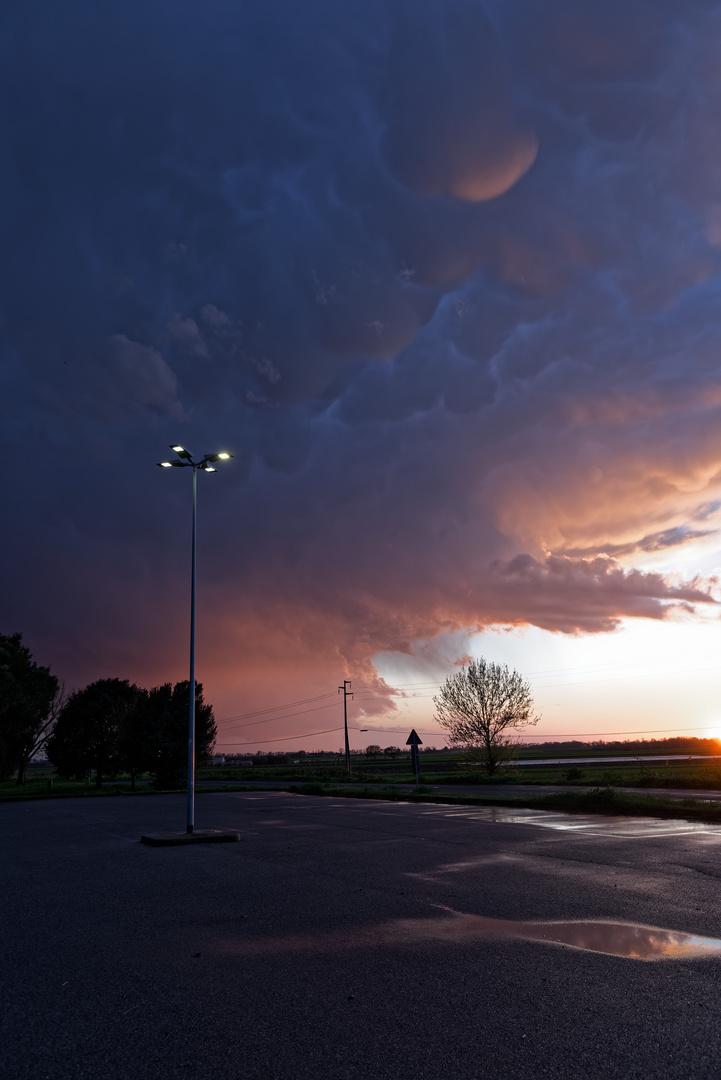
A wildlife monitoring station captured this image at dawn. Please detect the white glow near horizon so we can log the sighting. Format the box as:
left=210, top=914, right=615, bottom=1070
left=368, top=558, right=721, bottom=745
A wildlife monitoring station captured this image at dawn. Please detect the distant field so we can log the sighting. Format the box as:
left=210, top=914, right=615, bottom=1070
left=198, top=755, right=721, bottom=791
left=516, top=746, right=714, bottom=760
left=212, top=741, right=721, bottom=771
left=8, top=740, right=721, bottom=801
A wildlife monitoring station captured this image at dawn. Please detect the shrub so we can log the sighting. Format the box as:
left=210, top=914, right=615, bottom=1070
left=290, top=782, right=327, bottom=796
left=586, top=787, right=618, bottom=803
left=631, top=770, right=661, bottom=787
left=563, top=767, right=585, bottom=781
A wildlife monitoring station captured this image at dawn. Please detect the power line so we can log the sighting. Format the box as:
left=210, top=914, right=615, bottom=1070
left=350, top=722, right=721, bottom=740
left=218, top=726, right=343, bottom=746
left=217, top=691, right=337, bottom=726
left=213, top=648, right=721, bottom=743
left=353, top=682, right=439, bottom=691
left=217, top=720, right=720, bottom=751
left=219, top=655, right=716, bottom=721
left=217, top=700, right=340, bottom=731
left=351, top=726, right=446, bottom=737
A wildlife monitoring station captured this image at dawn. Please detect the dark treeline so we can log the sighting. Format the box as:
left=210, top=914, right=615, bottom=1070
left=524, top=738, right=720, bottom=753
left=47, top=678, right=216, bottom=788
left=0, top=633, right=216, bottom=787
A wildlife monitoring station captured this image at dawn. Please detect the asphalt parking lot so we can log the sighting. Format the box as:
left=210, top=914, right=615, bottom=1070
left=4, top=791, right=721, bottom=1080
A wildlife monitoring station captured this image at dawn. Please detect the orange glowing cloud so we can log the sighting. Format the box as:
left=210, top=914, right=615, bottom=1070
left=447, top=131, right=539, bottom=203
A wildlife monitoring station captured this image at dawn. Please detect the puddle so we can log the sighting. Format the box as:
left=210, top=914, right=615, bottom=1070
left=410, top=805, right=721, bottom=839
left=214, top=910, right=721, bottom=961
left=397, top=912, right=721, bottom=960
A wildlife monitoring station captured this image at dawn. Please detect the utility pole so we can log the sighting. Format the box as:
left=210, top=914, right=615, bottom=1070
left=339, top=680, right=353, bottom=771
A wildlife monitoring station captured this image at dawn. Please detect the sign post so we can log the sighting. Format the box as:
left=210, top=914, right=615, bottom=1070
left=406, top=729, right=422, bottom=791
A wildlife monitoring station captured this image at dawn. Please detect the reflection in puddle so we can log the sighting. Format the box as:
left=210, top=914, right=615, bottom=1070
left=217, top=911, right=721, bottom=961
left=420, top=806, right=721, bottom=839
left=399, top=912, right=721, bottom=960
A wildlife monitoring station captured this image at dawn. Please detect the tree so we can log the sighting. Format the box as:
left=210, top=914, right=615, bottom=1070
left=365, top=744, right=382, bottom=759
left=47, top=679, right=144, bottom=786
left=15, top=684, right=67, bottom=786
left=143, top=681, right=217, bottom=789
left=434, top=658, right=539, bottom=776
left=113, top=687, right=150, bottom=788
left=383, top=745, right=401, bottom=759
left=0, top=633, right=60, bottom=783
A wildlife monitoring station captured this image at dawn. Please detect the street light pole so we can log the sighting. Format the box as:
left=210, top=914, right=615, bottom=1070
left=188, top=463, right=197, bottom=833
left=158, top=444, right=232, bottom=834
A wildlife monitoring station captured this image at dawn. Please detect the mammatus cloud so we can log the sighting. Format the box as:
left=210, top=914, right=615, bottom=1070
left=380, top=1, right=538, bottom=201
left=3, top=0, right=721, bottom=738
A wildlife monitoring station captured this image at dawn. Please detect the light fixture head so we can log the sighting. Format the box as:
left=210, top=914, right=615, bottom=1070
left=158, top=462, right=173, bottom=468
left=170, top=444, right=192, bottom=459
left=204, top=466, right=216, bottom=473
left=217, top=452, right=231, bottom=460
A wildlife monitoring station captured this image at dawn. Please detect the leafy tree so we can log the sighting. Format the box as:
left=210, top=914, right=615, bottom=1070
left=383, top=745, right=401, bottom=759
left=113, top=687, right=151, bottom=788
left=0, top=633, right=59, bottom=783
left=47, top=679, right=145, bottom=786
left=144, top=680, right=217, bottom=789
left=15, top=684, right=67, bottom=786
left=434, top=658, right=539, bottom=776
left=365, top=744, right=382, bottom=759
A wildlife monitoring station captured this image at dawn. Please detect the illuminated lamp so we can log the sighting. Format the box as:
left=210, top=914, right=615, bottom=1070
left=156, top=443, right=232, bottom=834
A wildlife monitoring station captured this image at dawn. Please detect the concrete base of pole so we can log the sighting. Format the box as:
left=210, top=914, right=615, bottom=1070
left=141, top=829, right=241, bottom=847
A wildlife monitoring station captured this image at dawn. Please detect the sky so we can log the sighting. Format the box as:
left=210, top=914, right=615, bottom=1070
left=4, top=0, right=721, bottom=752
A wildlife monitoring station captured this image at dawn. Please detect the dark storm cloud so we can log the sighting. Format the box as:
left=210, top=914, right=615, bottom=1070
left=3, top=0, right=721, bottom=728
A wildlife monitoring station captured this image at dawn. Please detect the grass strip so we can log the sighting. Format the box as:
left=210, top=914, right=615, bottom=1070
left=0, top=783, right=285, bottom=804
left=198, top=764, right=721, bottom=790
left=6, top=779, right=721, bottom=825
left=287, top=782, right=721, bottom=824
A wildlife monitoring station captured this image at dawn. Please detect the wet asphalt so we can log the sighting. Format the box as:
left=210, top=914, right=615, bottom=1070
left=417, top=782, right=721, bottom=802
left=4, top=791, right=721, bottom=1080
left=197, top=777, right=721, bottom=803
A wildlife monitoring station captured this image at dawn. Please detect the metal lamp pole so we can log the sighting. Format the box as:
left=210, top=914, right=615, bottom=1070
left=158, top=444, right=233, bottom=833
left=188, top=464, right=197, bottom=833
